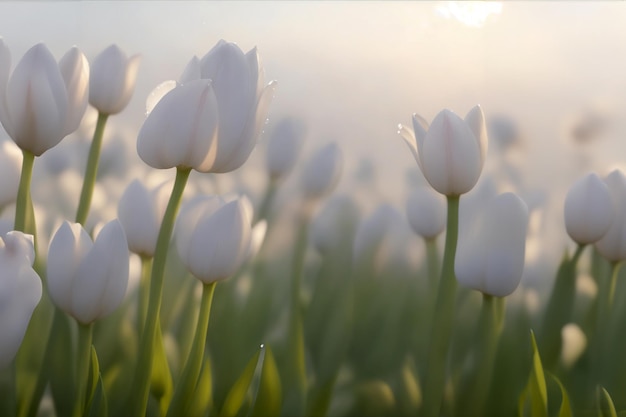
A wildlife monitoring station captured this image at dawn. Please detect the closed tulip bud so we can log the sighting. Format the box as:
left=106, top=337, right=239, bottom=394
left=310, top=194, right=360, bottom=256
left=399, top=106, right=487, bottom=196
left=0, top=140, right=22, bottom=207
left=198, top=40, right=277, bottom=173
left=300, top=142, right=343, bottom=200
left=47, top=220, right=129, bottom=324
left=564, top=173, right=613, bottom=245
left=0, top=232, right=42, bottom=369
left=89, top=44, right=140, bottom=115
left=406, top=186, right=446, bottom=240
left=0, top=41, right=89, bottom=155
left=265, top=117, right=306, bottom=181
left=176, top=198, right=252, bottom=283
left=137, top=79, right=219, bottom=172
left=117, top=179, right=171, bottom=257
left=595, top=170, right=626, bottom=262
left=560, top=323, right=587, bottom=369
left=455, top=192, right=529, bottom=297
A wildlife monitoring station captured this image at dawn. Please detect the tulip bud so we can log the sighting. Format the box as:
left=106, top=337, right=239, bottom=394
left=564, top=173, right=613, bottom=245
left=265, top=117, right=306, bottom=181
left=198, top=40, right=277, bottom=173
left=117, top=179, right=171, bottom=257
left=137, top=79, right=219, bottom=172
left=455, top=192, right=529, bottom=297
left=595, top=170, right=626, bottom=262
left=0, top=231, right=42, bottom=369
left=176, top=197, right=252, bottom=283
left=405, top=186, right=446, bottom=240
left=560, top=323, right=587, bottom=369
left=310, top=194, right=360, bottom=256
left=399, top=106, right=487, bottom=196
left=0, top=41, right=89, bottom=155
left=89, top=44, right=140, bottom=115
left=0, top=140, right=22, bottom=207
left=47, top=220, right=129, bottom=324
left=300, top=142, right=343, bottom=200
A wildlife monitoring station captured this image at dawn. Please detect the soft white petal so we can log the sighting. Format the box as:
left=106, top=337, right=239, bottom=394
left=179, top=56, right=201, bottom=84
left=59, top=47, right=89, bottom=134
left=145, top=80, right=177, bottom=117
left=464, top=105, right=488, bottom=168
left=175, top=195, right=225, bottom=260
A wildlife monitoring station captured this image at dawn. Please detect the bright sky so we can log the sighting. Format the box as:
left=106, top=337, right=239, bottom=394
left=1, top=1, right=626, bottom=284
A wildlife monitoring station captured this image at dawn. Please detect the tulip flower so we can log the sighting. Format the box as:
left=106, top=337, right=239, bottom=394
left=300, top=142, right=343, bottom=200
left=564, top=173, right=613, bottom=245
left=0, top=41, right=89, bottom=156
left=176, top=196, right=252, bottom=283
left=310, top=194, right=360, bottom=256
left=0, top=140, right=22, bottom=207
left=117, top=179, right=171, bottom=257
left=265, top=117, right=306, bottom=181
left=0, top=231, right=42, bottom=369
left=560, top=323, right=587, bottom=369
left=594, top=170, right=626, bottom=262
left=455, top=192, right=529, bottom=297
left=399, top=106, right=487, bottom=196
left=88, top=44, right=140, bottom=115
left=137, top=79, right=219, bottom=172
left=406, top=186, right=447, bottom=240
left=47, top=220, right=129, bottom=324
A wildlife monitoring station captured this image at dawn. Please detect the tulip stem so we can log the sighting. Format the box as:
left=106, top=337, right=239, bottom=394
left=75, top=112, right=109, bottom=226
left=420, top=195, right=459, bottom=417
left=15, top=150, right=35, bottom=233
left=73, top=322, right=93, bottom=417
left=138, top=256, right=153, bottom=334
left=255, top=178, right=277, bottom=224
left=425, top=238, right=440, bottom=294
left=166, top=282, right=216, bottom=417
left=131, top=167, right=191, bottom=416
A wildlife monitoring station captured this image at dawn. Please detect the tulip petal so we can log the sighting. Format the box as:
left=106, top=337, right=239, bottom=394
left=398, top=123, right=421, bottom=169
left=464, top=105, right=488, bottom=168
left=179, top=56, right=201, bottom=84
left=175, top=195, right=225, bottom=261
left=0, top=39, right=13, bottom=138
left=145, top=80, right=177, bottom=117
left=59, top=47, right=89, bottom=135
left=411, top=113, right=429, bottom=155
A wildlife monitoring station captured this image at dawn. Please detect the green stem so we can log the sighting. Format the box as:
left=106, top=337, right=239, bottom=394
left=283, top=218, right=309, bottom=416
left=425, top=238, right=440, bottom=294
left=255, top=179, right=277, bottom=224
left=15, top=150, right=35, bottom=233
left=138, top=256, right=153, bottom=334
left=166, top=282, right=216, bottom=417
left=607, top=261, right=621, bottom=311
left=464, top=294, right=500, bottom=417
left=73, top=323, right=93, bottom=417
left=75, top=112, right=109, bottom=226
left=420, top=195, right=459, bottom=417
left=130, top=167, right=191, bottom=416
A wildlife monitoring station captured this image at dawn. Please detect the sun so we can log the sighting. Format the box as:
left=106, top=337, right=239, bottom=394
left=435, top=1, right=503, bottom=28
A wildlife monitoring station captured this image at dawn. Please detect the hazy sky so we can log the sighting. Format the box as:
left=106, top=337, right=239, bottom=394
left=1, top=2, right=626, bottom=271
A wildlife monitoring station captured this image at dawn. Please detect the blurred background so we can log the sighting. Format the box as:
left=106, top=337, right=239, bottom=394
left=1, top=1, right=626, bottom=292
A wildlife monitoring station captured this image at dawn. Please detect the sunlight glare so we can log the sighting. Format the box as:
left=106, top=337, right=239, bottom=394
left=435, top=2, right=502, bottom=28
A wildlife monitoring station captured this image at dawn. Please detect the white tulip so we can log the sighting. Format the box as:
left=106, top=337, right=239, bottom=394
left=89, top=44, right=140, bottom=115
left=0, top=231, right=42, bottom=369
left=564, top=173, right=613, bottom=245
left=117, top=179, right=171, bottom=257
left=455, top=192, right=528, bottom=297
left=399, top=106, right=487, bottom=196
left=310, top=194, right=360, bottom=256
left=0, top=140, right=22, bottom=207
left=300, top=142, right=343, bottom=200
left=265, top=117, right=306, bottom=181
left=47, top=220, right=129, bottom=324
left=0, top=41, right=89, bottom=155
left=560, top=323, right=587, bottom=369
left=595, top=170, right=626, bottom=262
left=406, top=186, right=446, bottom=240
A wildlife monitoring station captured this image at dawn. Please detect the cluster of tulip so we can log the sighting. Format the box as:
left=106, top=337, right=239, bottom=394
left=0, top=34, right=625, bottom=417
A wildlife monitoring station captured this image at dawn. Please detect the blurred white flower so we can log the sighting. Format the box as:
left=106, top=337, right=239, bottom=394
left=455, top=192, right=528, bottom=297
left=175, top=196, right=252, bottom=283
left=564, top=173, right=613, bottom=245
left=406, top=186, right=446, bottom=240
left=0, top=231, right=42, bottom=369
left=47, top=220, right=129, bottom=324
left=300, top=142, right=343, bottom=200
left=265, top=116, right=306, bottom=181
left=117, top=179, right=171, bottom=257
left=0, top=140, right=22, bottom=207
left=0, top=41, right=89, bottom=155
left=89, top=44, right=140, bottom=115
left=399, top=106, right=487, bottom=196
left=310, top=194, right=360, bottom=256
left=560, top=323, right=587, bottom=369
left=595, top=170, right=626, bottom=262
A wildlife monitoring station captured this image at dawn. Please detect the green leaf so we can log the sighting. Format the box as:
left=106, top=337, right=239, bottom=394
left=151, top=323, right=173, bottom=416
left=220, top=349, right=261, bottom=417
left=519, top=330, right=548, bottom=417
left=85, top=346, right=101, bottom=411
left=250, top=346, right=281, bottom=417
left=187, top=354, right=213, bottom=417
left=597, top=386, right=617, bottom=417
left=86, top=374, right=108, bottom=417
left=546, top=372, right=572, bottom=417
